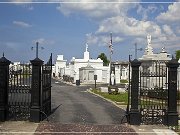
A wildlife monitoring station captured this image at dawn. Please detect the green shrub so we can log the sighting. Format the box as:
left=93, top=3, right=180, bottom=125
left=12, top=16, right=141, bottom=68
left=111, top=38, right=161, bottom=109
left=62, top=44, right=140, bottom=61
left=120, top=79, right=128, bottom=83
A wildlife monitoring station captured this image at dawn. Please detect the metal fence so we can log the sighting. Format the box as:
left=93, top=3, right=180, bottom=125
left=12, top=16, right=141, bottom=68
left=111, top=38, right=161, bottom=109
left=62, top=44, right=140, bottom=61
left=139, top=61, right=168, bottom=124
left=8, top=64, right=32, bottom=120
left=128, top=58, right=179, bottom=126
left=0, top=54, right=52, bottom=122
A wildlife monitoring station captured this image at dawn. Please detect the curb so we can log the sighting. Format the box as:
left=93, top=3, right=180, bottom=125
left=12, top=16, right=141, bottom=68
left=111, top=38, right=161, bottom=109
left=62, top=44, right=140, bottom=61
left=86, top=88, right=127, bottom=111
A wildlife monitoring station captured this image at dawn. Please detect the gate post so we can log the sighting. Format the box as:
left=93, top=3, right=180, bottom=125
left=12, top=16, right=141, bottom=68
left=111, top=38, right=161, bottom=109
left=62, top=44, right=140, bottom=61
left=166, top=58, right=179, bottom=126
left=30, top=58, right=43, bottom=122
left=0, top=55, right=11, bottom=121
left=129, top=59, right=141, bottom=125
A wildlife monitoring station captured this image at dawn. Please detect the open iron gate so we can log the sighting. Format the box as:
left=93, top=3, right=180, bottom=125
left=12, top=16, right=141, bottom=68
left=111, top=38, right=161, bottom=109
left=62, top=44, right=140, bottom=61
left=41, top=55, right=52, bottom=120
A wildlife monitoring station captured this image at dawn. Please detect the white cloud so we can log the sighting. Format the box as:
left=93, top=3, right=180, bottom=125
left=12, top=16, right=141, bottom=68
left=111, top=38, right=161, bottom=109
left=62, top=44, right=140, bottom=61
left=153, top=35, right=180, bottom=50
left=153, top=2, right=180, bottom=50
left=13, top=21, right=32, bottom=28
left=162, top=25, right=175, bottom=36
left=86, top=32, right=123, bottom=46
left=87, top=15, right=173, bottom=51
left=176, top=27, right=180, bottom=34
left=56, top=1, right=168, bottom=47
left=86, top=33, right=98, bottom=45
left=57, top=0, right=143, bottom=47
left=148, top=4, right=158, bottom=13
left=137, top=4, right=158, bottom=21
left=57, top=1, right=179, bottom=51
left=137, top=5, right=147, bottom=20
left=96, top=16, right=162, bottom=37
left=149, top=34, right=180, bottom=50
left=88, top=14, right=179, bottom=51
left=156, top=2, right=180, bottom=23
left=56, top=0, right=139, bottom=19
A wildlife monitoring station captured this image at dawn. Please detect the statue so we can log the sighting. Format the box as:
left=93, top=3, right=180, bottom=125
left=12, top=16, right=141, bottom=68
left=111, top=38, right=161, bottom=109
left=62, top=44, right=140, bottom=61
left=147, top=34, right=151, bottom=46
left=145, top=34, right=153, bottom=55
left=86, top=43, right=88, bottom=52
left=111, top=71, right=115, bottom=85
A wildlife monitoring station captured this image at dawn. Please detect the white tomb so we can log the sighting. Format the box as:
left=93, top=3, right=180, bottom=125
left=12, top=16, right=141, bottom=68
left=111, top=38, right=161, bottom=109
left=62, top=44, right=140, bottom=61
left=139, top=34, right=171, bottom=61
left=55, top=55, right=67, bottom=78
left=69, top=44, right=109, bottom=83
left=54, top=43, right=120, bottom=84
left=139, top=34, right=171, bottom=88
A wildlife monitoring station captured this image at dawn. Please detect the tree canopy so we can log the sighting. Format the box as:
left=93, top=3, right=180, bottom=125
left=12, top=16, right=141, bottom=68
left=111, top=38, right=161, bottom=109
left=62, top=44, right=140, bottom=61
left=176, top=50, right=180, bottom=60
left=97, top=53, right=110, bottom=66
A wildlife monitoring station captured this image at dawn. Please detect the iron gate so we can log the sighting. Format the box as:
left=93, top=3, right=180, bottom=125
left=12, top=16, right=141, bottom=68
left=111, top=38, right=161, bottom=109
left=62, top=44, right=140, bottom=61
left=41, top=54, right=52, bottom=120
left=8, top=63, right=32, bottom=120
left=128, top=58, right=179, bottom=126
left=139, top=60, right=168, bottom=124
left=0, top=53, right=53, bottom=122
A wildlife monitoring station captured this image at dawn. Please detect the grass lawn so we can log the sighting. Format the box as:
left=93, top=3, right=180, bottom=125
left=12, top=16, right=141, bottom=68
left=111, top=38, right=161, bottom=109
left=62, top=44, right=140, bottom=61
left=91, top=89, right=128, bottom=105
left=90, top=89, right=166, bottom=106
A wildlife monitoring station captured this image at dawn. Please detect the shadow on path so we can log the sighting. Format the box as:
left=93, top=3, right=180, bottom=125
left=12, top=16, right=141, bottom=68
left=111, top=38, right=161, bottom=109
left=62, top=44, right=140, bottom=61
left=51, top=104, right=63, bottom=115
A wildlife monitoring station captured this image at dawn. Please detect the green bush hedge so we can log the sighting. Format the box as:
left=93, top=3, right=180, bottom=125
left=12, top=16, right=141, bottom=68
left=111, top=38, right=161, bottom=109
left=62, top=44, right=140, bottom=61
left=120, top=79, right=128, bottom=83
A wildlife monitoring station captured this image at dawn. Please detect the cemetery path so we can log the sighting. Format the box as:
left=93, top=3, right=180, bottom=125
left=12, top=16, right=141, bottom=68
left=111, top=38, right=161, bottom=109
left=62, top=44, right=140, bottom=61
left=48, top=79, right=126, bottom=124
left=36, top=79, right=138, bottom=134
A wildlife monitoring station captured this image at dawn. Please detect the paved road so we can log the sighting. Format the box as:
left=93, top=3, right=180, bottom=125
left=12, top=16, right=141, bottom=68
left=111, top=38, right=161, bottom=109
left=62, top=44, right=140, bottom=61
left=48, top=79, right=126, bottom=124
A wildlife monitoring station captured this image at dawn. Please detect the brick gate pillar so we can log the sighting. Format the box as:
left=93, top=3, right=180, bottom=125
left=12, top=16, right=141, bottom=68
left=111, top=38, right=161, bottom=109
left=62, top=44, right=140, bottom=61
left=0, top=55, right=11, bottom=121
left=30, top=58, right=43, bottom=122
left=129, top=59, right=141, bottom=125
left=166, top=58, right=179, bottom=126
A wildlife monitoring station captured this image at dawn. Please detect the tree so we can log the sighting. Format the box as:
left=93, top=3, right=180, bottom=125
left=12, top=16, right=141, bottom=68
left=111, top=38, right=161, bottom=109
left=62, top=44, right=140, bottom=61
left=97, top=53, right=110, bottom=66
left=175, top=50, right=180, bottom=60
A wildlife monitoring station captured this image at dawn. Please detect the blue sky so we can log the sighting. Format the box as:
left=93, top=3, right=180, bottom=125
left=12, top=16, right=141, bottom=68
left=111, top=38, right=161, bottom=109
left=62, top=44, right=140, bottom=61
left=0, top=0, right=180, bottom=63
